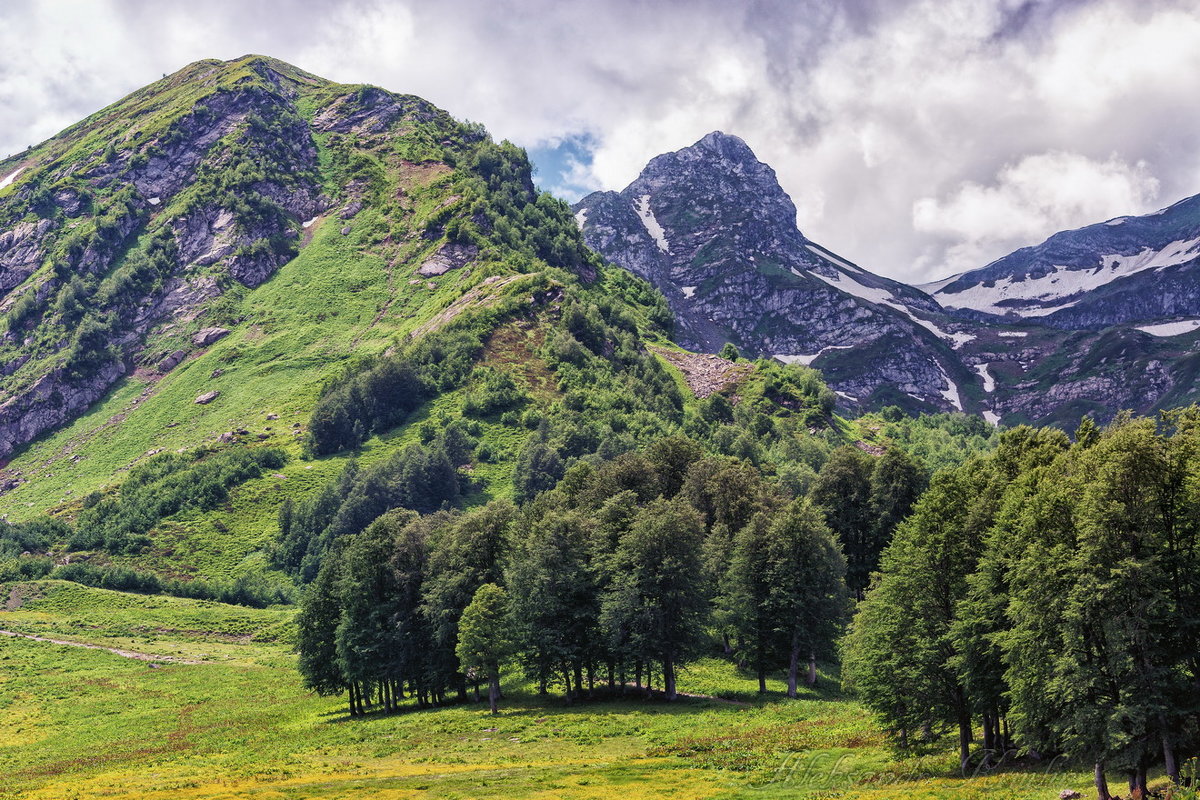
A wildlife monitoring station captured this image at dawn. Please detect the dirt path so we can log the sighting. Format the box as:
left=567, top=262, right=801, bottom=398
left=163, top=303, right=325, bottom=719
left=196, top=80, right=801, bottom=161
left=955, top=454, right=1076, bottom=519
left=0, top=629, right=204, bottom=664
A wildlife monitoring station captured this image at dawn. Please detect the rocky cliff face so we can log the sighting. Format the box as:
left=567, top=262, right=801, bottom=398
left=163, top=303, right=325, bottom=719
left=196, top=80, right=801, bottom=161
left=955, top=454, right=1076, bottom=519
left=574, top=132, right=978, bottom=414
left=0, top=55, right=464, bottom=460
left=577, top=132, right=1200, bottom=427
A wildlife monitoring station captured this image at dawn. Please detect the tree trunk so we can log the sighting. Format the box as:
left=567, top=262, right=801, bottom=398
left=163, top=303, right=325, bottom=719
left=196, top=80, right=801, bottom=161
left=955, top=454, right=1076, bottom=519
left=806, top=652, right=817, bottom=687
left=1136, top=764, right=1148, bottom=798
left=956, top=703, right=972, bottom=773
left=982, top=710, right=995, bottom=753
left=634, top=660, right=642, bottom=690
left=574, top=662, right=584, bottom=699
left=757, top=659, right=767, bottom=694
left=488, top=668, right=500, bottom=714
left=1094, top=762, right=1112, bottom=800
left=1162, top=726, right=1180, bottom=785
left=664, top=652, right=677, bottom=701
left=787, top=647, right=799, bottom=699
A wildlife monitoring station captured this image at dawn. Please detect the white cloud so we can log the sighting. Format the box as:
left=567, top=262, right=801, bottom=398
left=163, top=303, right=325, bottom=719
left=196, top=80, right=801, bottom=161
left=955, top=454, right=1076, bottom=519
left=1, top=0, right=1199, bottom=284
left=912, top=152, right=1160, bottom=275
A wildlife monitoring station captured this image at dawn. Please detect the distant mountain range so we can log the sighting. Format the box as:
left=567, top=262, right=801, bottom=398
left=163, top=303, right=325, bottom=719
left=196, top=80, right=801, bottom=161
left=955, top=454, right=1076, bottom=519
left=575, top=133, right=1200, bottom=427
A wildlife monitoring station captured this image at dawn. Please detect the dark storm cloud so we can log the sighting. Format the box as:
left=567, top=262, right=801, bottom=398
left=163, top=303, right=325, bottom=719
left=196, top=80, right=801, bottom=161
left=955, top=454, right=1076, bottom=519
left=2, top=0, right=1199, bottom=282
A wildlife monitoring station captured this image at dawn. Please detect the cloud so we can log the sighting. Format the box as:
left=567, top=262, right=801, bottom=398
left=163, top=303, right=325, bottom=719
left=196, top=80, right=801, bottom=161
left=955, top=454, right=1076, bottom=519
left=912, top=152, right=1160, bottom=275
left=1, top=0, right=1199, bottom=283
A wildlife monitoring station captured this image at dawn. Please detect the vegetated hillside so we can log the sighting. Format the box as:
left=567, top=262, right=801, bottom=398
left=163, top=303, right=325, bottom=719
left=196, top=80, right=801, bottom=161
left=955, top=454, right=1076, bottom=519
left=0, top=56, right=989, bottom=592
left=577, top=133, right=1200, bottom=429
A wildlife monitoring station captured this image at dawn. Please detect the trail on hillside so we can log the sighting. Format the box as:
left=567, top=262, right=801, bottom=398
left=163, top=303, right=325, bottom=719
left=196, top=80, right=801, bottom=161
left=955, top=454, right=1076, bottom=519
left=0, top=629, right=204, bottom=664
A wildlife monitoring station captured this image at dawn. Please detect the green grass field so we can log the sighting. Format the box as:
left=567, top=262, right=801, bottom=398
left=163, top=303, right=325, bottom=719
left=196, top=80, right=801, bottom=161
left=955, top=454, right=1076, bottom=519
left=0, top=580, right=1120, bottom=800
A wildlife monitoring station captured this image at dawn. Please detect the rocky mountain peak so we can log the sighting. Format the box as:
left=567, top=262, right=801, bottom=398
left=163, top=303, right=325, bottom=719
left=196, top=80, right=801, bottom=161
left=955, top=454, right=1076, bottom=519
left=574, top=133, right=969, bottom=415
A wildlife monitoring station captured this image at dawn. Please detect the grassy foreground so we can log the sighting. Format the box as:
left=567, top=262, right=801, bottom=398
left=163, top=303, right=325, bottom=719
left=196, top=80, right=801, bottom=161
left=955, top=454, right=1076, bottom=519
left=1, top=581, right=1109, bottom=799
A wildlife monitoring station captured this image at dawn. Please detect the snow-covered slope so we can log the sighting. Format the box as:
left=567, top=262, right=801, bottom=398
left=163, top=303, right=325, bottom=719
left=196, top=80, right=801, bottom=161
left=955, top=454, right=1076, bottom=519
left=928, top=194, right=1200, bottom=329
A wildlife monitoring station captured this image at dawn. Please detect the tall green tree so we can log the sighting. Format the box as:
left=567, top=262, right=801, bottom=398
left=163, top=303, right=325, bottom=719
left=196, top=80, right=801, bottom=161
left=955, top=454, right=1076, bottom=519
left=601, top=498, right=708, bottom=700
left=506, top=508, right=599, bottom=699
left=811, top=445, right=875, bottom=598
left=842, top=466, right=984, bottom=768
left=456, top=583, right=515, bottom=714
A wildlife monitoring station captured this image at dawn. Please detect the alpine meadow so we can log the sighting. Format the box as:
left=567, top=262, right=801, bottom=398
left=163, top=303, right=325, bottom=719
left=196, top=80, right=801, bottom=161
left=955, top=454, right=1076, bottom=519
left=2, top=8, right=1200, bottom=800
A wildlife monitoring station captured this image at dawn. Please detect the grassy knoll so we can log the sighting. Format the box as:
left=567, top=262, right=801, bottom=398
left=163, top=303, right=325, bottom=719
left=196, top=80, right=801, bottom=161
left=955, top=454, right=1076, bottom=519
left=0, top=581, right=1110, bottom=800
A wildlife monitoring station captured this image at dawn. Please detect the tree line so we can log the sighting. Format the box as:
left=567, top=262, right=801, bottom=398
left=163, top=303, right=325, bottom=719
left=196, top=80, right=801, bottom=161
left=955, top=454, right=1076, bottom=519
left=843, top=412, right=1200, bottom=800
left=295, top=436, right=928, bottom=716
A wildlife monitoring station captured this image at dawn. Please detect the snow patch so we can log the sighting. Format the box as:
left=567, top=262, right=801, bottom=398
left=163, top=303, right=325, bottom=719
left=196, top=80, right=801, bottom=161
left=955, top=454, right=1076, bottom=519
left=938, top=365, right=963, bottom=411
left=998, top=331, right=1028, bottom=338
left=937, top=237, right=1200, bottom=315
left=816, top=271, right=977, bottom=348
left=681, top=286, right=697, bottom=299
left=574, top=208, right=588, bottom=230
left=148, top=197, right=161, bottom=206
left=917, top=273, right=963, bottom=294
left=812, top=270, right=894, bottom=305
left=1105, top=217, right=1127, bottom=226
left=634, top=194, right=670, bottom=253
left=836, top=391, right=857, bottom=401
left=302, top=216, right=318, bottom=229
left=973, top=363, right=995, bottom=393
left=0, top=166, right=25, bottom=190
left=983, top=410, right=1001, bottom=427
left=774, top=344, right=855, bottom=366
left=806, top=244, right=861, bottom=273
left=1135, top=319, right=1200, bottom=337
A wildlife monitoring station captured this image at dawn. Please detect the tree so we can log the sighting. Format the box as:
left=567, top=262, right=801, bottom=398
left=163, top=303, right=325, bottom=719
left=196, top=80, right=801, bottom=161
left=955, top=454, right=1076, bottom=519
left=601, top=498, right=708, bottom=700
left=842, top=467, right=984, bottom=769
left=456, top=583, right=514, bottom=713
left=810, top=445, right=875, bottom=598
left=296, top=553, right=346, bottom=704
left=868, top=447, right=927, bottom=558
left=334, top=511, right=415, bottom=716
left=761, top=501, right=850, bottom=696
left=506, top=508, right=599, bottom=699
left=422, top=502, right=512, bottom=700
left=718, top=342, right=740, bottom=361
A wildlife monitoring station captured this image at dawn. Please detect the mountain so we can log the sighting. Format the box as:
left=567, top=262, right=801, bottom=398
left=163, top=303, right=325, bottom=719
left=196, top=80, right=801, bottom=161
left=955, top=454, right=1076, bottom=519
left=576, top=133, right=1200, bottom=428
left=573, top=132, right=980, bottom=414
left=0, top=56, right=867, bottom=586
left=0, top=56, right=468, bottom=462
left=925, top=193, right=1200, bottom=329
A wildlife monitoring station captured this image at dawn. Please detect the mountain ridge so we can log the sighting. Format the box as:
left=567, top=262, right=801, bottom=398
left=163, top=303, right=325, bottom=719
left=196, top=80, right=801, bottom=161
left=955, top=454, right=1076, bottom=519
left=575, top=131, right=1200, bottom=427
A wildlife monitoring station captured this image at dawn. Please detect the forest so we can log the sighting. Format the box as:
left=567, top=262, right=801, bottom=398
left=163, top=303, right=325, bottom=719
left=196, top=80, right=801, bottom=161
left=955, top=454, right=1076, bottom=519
left=293, top=398, right=1200, bottom=800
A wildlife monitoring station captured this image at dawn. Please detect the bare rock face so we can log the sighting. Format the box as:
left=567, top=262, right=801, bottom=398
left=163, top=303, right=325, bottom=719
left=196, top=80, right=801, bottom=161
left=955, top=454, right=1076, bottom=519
left=0, top=362, right=126, bottom=460
left=417, top=243, right=477, bottom=277
left=194, top=391, right=220, bottom=405
left=158, top=350, right=187, bottom=372
left=0, top=219, right=54, bottom=298
left=574, top=132, right=964, bottom=413
left=192, top=327, right=230, bottom=347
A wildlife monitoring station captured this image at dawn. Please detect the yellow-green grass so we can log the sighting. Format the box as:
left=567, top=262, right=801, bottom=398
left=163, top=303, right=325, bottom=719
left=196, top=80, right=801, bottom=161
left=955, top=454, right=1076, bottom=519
left=0, top=582, right=1115, bottom=800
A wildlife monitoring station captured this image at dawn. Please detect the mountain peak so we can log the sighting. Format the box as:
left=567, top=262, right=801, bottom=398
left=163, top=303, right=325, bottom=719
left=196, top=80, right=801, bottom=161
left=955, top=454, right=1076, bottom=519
left=694, top=130, right=755, bottom=160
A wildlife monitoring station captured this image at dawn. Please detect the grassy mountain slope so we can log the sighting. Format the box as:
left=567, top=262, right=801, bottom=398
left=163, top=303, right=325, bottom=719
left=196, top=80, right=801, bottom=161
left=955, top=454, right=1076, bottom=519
left=0, top=56, right=866, bottom=586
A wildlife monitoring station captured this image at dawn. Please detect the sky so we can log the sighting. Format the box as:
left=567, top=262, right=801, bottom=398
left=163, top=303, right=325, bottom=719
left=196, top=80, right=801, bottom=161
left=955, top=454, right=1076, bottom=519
left=2, top=0, right=1199, bottom=284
